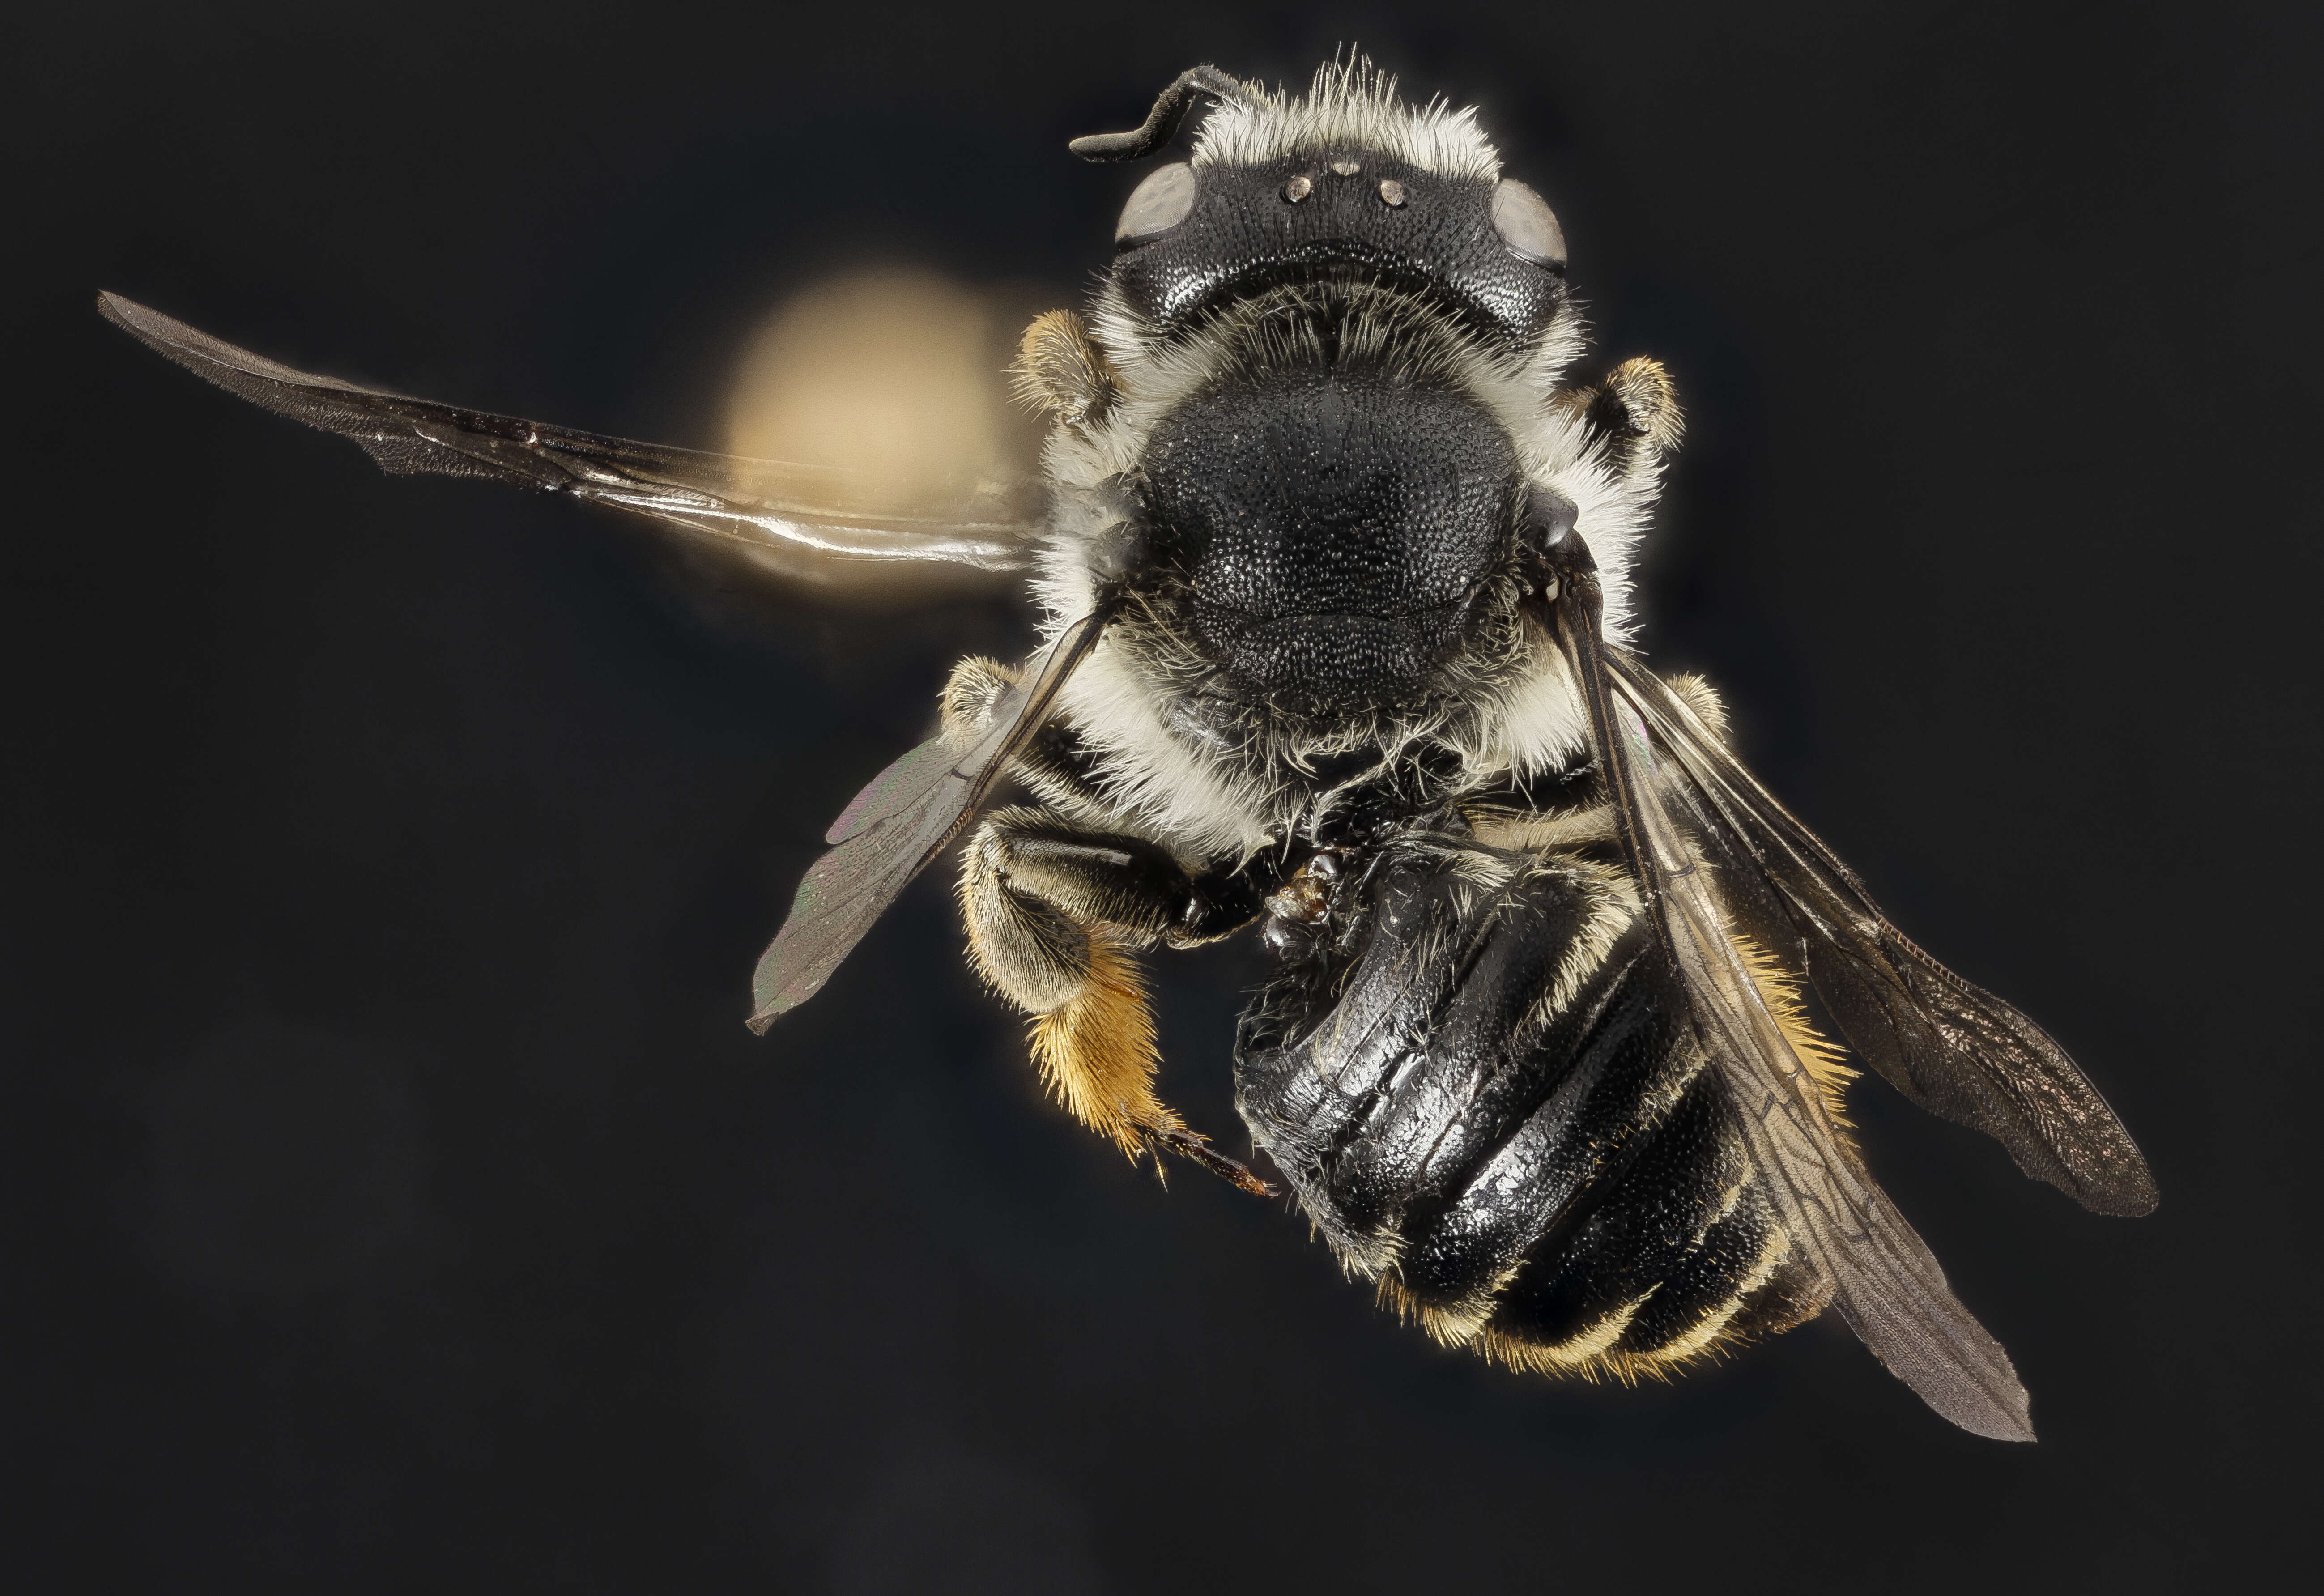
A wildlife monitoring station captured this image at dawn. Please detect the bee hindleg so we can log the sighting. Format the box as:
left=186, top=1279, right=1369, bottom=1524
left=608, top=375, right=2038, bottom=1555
left=958, top=805, right=1274, bottom=1195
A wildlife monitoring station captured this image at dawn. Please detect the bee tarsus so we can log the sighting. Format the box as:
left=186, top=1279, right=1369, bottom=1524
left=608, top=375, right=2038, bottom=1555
left=1134, top=1121, right=1281, bottom=1199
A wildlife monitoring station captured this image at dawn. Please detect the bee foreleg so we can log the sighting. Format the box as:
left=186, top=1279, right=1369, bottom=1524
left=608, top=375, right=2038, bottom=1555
left=1563, top=355, right=1685, bottom=484
left=1010, top=309, right=1120, bottom=426
left=958, top=805, right=1274, bottom=1195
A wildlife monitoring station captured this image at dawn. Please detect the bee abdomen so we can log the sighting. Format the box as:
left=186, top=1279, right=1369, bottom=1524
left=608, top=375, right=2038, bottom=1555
left=1234, top=834, right=1828, bottom=1379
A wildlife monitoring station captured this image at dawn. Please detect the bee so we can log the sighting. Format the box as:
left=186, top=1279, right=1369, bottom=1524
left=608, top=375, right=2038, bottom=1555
left=103, top=57, right=2154, bottom=1440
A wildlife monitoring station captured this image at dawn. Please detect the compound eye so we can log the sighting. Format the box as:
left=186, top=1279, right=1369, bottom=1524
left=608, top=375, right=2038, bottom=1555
left=1115, top=162, right=1197, bottom=244
left=1491, top=179, right=1567, bottom=269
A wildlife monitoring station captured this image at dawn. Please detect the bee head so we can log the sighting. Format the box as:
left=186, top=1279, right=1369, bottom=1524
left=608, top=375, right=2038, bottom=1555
left=1077, top=58, right=1568, bottom=351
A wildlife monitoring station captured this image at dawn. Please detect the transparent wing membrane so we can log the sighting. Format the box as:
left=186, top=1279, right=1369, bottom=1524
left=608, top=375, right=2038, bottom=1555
left=1601, top=651, right=2157, bottom=1219
left=747, top=610, right=1113, bottom=1030
left=1543, top=542, right=2064, bottom=1440
left=98, top=292, right=1038, bottom=576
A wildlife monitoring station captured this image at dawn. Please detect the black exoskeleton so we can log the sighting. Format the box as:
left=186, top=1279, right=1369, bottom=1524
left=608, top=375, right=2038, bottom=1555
left=1239, top=829, right=1829, bottom=1375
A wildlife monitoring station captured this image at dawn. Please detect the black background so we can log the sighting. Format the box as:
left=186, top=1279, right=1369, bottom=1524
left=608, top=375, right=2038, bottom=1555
left=7, top=2, right=2319, bottom=1590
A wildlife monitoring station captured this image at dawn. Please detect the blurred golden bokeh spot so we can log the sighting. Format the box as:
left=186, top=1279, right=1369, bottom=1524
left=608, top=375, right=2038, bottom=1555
left=725, top=269, right=1007, bottom=511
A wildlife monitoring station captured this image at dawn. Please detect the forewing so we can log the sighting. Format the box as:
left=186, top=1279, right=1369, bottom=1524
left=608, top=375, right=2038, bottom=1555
left=98, top=292, right=1037, bottom=576
left=745, top=610, right=1111, bottom=1032
left=1545, top=563, right=2036, bottom=1440
left=1601, top=650, right=2157, bottom=1217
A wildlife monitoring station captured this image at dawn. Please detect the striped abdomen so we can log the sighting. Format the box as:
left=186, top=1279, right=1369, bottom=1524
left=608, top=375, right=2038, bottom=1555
left=1234, top=833, right=1834, bottom=1379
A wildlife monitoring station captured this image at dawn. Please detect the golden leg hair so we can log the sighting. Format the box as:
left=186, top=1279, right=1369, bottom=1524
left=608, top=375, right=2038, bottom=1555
left=960, top=815, right=1168, bottom=1152
left=958, top=804, right=1276, bottom=1194
left=1026, top=926, right=1175, bottom=1155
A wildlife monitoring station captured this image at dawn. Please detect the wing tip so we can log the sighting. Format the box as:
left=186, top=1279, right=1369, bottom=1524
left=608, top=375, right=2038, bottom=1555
left=1871, top=1337, right=2037, bottom=1442
left=2092, top=1172, right=2160, bottom=1218
left=2056, top=1151, right=2160, bottom=1217
left=746, top=978, right=802, bottom=1034
left=1920, top=1349, right=2037, bottom=1443
left=96, top=290, right=193, bottom=351
left=748, top=952, right=817, bottom=1034
left=94, top=290, right=264, bottom=378
left=95, top=289, right=154, bottom=335
left=1956, top=1401, right=2038, bottom=1444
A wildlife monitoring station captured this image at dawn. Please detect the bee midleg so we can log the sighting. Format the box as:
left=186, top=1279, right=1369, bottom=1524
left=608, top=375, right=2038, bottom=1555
left=958, top=804, right=1226, bottom=1159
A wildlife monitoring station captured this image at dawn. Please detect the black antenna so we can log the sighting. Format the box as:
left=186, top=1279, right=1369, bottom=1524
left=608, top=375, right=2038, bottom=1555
left=1068, top=66, right=1259, bottom=162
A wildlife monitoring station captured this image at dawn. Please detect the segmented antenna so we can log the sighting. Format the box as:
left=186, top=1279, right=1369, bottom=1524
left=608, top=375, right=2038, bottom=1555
left=1068, top=65, right=1259, bottom=162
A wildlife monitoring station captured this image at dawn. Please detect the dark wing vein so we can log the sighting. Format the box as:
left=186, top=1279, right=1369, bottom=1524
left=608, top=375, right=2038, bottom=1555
left=98, top=292, right=1037, bottom=573
left=746, top=609, right=1112, bottom=1031
left=1601, top=650, right=2157, bottom=1217
left=1543, top=548, right=2036, bottom=1440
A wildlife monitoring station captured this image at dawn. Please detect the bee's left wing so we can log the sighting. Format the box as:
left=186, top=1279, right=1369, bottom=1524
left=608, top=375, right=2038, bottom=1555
left=745, top=606, right=1115, bottom=1031
left=98, top=293, right=1037, bottom=576
left=1541, top=534, right=2036, bottom=1442
left=1600, top=650, right=2158, bottom=1218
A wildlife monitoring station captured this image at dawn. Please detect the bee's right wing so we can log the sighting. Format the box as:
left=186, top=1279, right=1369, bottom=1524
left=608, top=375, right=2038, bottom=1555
left=98, top=293, right=1037, bottom=578
left=745, top=607, right=1114, bottom=1032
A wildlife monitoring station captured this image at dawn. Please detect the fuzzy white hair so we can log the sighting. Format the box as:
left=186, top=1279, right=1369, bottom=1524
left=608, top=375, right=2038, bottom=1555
left=1192, top=56, right=1501, bottom=182
left=1027, top=317, right=1668, bottom=858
